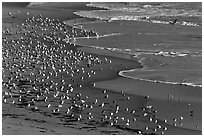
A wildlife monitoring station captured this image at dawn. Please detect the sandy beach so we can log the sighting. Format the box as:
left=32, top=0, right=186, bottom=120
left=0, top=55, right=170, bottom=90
left=2, top=2, right=202, bottom=135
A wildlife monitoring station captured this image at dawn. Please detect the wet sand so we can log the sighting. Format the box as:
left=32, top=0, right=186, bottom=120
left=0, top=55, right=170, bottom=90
left=78, top=46, right=202, bottom=133
left=71, top=19, right=201, bottom=86
left=2, top=2, right=202, bottom=135
left=95, top=77, right=201, bottom=129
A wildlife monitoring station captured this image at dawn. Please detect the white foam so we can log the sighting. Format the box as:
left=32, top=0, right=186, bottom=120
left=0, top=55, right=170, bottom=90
left=27, top=2, right=47, bottom=7
left=67, top=32, right=122, bottom=41
left=68, top=33, right=197, bottom=58
left=74, top=10, right=200, bottom=27
left=86, top=3, right=111, bottom=10
left=118, top=69, right=202, bottom=88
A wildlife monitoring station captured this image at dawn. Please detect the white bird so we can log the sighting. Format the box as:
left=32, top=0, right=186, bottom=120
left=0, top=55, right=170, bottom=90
left=102, top=90, right=107, bottom=94
left=100, top=103, right=105, bottom=107
left=46, top=104, right=51, bottom=108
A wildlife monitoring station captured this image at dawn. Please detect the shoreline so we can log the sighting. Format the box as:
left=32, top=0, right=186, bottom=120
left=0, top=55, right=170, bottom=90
left=118, top=69, right=202, bottom=88
left=63, top=13, right=201, bottom=88
left=2, top=2, right=202, bottom=135
left=65, top=34, right=201, bottom=88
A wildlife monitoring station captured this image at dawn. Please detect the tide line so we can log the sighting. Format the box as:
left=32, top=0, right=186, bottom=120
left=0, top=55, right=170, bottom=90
left=118, top=69, right=202, bottom=88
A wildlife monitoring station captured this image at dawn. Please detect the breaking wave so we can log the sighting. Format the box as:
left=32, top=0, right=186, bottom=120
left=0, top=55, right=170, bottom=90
left=74, top=2, right=201, bottom=27
left=27, top=2, right=47, bottom=7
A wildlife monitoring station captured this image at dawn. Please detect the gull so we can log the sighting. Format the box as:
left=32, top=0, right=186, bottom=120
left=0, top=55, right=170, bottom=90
left=99, top=103, right=105, bottom=107
left=102, top=90, right=107, bottom=94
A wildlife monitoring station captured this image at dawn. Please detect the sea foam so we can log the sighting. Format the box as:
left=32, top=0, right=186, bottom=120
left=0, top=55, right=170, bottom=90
left=118, top=69, right=202, bottom=88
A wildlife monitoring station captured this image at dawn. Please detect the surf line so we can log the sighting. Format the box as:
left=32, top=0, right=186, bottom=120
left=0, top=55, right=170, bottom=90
left=71, top=32, right=121, bottom=40
left=118, top=69, right=202, bottom=88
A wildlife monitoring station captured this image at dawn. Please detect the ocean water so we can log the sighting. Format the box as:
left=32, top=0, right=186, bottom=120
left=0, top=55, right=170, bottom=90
left=66, top=2, right=202, bottom=87
left=76, top=2, right=201, bottom=26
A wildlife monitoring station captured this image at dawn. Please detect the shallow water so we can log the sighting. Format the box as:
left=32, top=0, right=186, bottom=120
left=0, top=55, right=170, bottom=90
left=66, top=2, right=202, bottom=87
left=68, top=22, right=201, bottom=86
